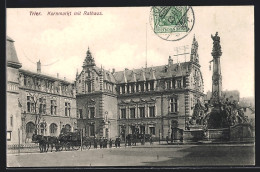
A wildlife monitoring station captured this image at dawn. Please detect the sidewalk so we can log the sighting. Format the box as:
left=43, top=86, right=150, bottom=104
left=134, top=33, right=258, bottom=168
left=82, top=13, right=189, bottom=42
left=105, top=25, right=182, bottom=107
left=130, top=140, right=255, bottom=148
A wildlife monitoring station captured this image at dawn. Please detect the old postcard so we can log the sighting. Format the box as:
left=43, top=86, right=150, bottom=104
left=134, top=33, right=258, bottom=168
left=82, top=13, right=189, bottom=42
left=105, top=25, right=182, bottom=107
left=6, top=6, right=254, bottom=167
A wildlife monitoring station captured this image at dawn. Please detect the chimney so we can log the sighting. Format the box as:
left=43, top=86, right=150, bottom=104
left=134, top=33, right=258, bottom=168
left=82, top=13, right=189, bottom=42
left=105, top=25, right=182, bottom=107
left=37, top=60, right=41, bottom=73
left=64, top=77, right=66, bottom=81
left=57, top=73, right=59, bottom=78
left=112, top=68, right=115, bottom=74
left=168, top=56, right=173, bottom=66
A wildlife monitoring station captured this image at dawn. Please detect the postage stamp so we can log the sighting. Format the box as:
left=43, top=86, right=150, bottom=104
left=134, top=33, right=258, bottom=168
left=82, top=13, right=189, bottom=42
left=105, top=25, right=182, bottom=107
left=149, top=6, right=195, bottom=41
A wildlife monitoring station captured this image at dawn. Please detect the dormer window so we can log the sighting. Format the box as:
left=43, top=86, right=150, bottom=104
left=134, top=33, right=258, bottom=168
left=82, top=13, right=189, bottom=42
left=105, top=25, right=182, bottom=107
left=177, top=80, right=181, bottom=88
left=122, top=85, right=125, bottom=94
left=150, top=81, right=154, bottom=91
left=131, top=84, right=135, bottom=93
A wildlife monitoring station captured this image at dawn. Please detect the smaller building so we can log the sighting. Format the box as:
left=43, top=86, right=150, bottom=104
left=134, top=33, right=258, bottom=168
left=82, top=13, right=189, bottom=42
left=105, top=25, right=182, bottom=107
left=204, top=90, right=240, bottom=103
left=6, top=36, right=77, bottom=145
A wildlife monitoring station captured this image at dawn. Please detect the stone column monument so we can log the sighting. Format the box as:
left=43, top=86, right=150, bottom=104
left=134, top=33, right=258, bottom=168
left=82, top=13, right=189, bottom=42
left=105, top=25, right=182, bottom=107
left=210, top=32, right=222, bottom=104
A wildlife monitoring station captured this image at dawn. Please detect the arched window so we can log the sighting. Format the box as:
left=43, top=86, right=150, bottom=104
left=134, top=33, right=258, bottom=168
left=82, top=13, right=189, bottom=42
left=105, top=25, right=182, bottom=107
left=50, top=123, right=58, bottom=136
left=65, top=124, right=71, bottom=132
left=26, top=122, right=35, bottom=134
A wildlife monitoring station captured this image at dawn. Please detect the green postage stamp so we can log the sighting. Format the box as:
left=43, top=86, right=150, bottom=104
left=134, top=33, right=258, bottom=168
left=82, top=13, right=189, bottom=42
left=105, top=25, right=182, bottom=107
left=150, top=6, right=195, bottom=41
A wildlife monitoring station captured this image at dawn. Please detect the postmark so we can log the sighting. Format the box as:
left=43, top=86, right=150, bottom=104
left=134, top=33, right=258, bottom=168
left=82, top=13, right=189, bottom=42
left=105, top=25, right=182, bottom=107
left=149, top=6, right=195, bottom=41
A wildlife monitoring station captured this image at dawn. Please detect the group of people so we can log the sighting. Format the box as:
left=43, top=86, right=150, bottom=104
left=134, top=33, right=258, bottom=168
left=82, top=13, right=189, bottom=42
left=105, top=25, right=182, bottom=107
left=93, top=137, right=121, bottom=149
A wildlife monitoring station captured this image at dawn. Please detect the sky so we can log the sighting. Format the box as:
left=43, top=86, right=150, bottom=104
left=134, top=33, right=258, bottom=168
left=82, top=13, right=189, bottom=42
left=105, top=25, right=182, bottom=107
left=6, top=6, right=254, bottom=98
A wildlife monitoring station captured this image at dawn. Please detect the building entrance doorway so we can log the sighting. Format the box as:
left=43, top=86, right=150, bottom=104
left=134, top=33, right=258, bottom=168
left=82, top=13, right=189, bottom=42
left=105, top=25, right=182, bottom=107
left=120, top=126, right=126, bottom=141
left=171, top=120, right=178, bottom=142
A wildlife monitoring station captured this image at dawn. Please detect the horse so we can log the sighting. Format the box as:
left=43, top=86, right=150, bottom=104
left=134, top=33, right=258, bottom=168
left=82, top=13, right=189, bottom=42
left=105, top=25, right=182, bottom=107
left=32, top=134, right=48, bottom=153
left=82, top=137, right=92, bottom=150
left=45, top=136, right=59, bottom=152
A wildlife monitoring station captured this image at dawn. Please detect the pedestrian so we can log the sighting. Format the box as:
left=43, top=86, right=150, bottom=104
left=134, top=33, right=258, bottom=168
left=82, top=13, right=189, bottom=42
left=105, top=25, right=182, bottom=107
left=103, top=137, right=107, bottom=148
left=109, top=139, right=112, bottom=148
left=133, top=134, right=137, bottom=146
left=166, top=135, right=169, bottom=144
left=100, top=137, right=103, bottom=149
left=118, top=137, right=121, bottom=147
left=128, top=137, right=131, bottom=146
left=89, top=139, right=92, bottom=149
left=115, top=138, right=118, bottom=148
left=94, top=138, right=97, bottom=149
left=150, top=136, right=153, bottom=145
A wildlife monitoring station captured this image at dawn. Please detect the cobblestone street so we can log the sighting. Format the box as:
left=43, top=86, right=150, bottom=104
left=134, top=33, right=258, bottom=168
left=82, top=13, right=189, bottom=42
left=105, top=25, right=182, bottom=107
left=7, top=143, right=255, bottom=167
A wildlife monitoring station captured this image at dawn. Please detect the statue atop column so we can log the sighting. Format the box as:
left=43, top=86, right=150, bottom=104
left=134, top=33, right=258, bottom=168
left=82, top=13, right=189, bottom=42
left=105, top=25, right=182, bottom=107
left=211, top=32, right=222, bottom=58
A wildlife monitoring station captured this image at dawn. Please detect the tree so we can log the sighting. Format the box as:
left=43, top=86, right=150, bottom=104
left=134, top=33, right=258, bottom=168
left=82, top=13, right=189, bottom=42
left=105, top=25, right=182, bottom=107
left=27, top=92, right=45, bottom=135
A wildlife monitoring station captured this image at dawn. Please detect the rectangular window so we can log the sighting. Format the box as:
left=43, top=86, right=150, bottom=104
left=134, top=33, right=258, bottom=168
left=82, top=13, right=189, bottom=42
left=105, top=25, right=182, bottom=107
left=149, top=106, right=155, bottom=117
left=89, top=107, right=95, bottom=118
left=87, top=82, right=91, bottom=92
left=27, top=96, right=35, bottom=113
left=39, top=97, right=46, bottom=114
left=39, top=104, right=43, bottom=114
left=140, top=126, right=145, bottom=134
left=136, top=84, right=139, bottom=92
left=170, top=98, right=178, bottom=112
left=130, top=108, right=135, bottom=118
left=90, top=125, right=95, bottom=136
left=122, top=86, right=125, bottom=94
left=24, top=77, right=27, bottom=86
left=145, top=82, right=148, bottom=91
left=141, top=83, right=144, bottom=92
left=170, top=98, right=174, bottom=112
left=149, top=127, right=155, bottom=135
left=131, top=126, right=136, bottom=134
left=139, top=107, right=145, bottom=118
left=121, top=108, right=126, bottom=119
left=65, top=102, right=71, bottom=116
left=7, top=131, right=12, bottom=141
left=177, top=80, right=181, bottom=88
left=51, top=100, right=57, bottom=115
left=79, top=109, right=83, bottom=119
left=27, top=102, right=31, bottom=112
left=150, top=81, right=154, bottom=91
left=127, top=85, right=130, bottom=93
left=131, top=84, right=135, bottom=93
left=166, top=81, right=170, bottom=89
left=172, top=80, right=175, bottom=89
left=183, top=77, right=186, bottom=88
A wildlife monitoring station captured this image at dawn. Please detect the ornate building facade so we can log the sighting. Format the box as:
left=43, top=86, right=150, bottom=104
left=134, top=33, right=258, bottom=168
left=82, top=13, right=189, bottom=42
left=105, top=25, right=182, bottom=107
left=76, top=36, right=205, bottom=140
left=6, top=36, right=77, bottom=145
left=7, top=35, right=205, bottom=144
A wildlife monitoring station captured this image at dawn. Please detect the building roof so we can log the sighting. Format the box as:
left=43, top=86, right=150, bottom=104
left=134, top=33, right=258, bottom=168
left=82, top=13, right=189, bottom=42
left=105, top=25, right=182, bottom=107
left=19, top=69, right=74, bottom=85
left=93, top=66, right=117, bottom=83
left=113, top=62, right=190, bottom=84
left=6, top=36, right=22, bottom=69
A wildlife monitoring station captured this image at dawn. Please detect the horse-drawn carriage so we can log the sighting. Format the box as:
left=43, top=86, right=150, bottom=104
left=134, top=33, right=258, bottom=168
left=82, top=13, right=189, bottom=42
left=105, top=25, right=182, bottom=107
left=126, top=133, right=152, bottom=146
left=32, top=131, right=92, bottom=153
left=57, top=131, right=92, bottom=151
